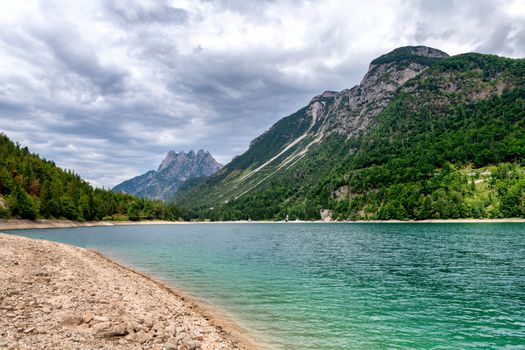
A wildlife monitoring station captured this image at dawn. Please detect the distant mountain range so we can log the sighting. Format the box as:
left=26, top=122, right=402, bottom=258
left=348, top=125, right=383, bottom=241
left=173, top=46, right=525, bottom=221
left=112, top=150, right=222, bottom=201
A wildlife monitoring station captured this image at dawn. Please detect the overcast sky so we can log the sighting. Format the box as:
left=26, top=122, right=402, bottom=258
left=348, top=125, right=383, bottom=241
left=1, top=0, right=524, bottom=188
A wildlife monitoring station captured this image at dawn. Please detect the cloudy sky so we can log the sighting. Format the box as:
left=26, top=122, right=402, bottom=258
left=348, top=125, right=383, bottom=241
left=1, top=0, right=524, bottom=188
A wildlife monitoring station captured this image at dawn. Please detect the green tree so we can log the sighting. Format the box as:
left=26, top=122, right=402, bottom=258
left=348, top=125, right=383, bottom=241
left=7, top=185, right=36, bottom=220
left=127, top=201, right=142, bottom=221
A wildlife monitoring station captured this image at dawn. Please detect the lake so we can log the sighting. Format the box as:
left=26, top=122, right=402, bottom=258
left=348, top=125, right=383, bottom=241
left=5, top=223, right=525, bottom=349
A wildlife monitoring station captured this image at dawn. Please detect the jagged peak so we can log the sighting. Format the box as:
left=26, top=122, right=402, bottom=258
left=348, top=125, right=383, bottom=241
left=157, top=149, right=220, bottom=172
left=197, top=149, right=209, bottom=157
left=114, top=147, right=223, bottom=200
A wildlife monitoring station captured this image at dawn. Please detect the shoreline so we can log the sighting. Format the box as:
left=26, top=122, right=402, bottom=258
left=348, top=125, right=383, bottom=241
left=1, top=217, right=524, bottom=230
left=88, top=247, right=260, bottom=350
left=0, top=219, right=188, bottom=231
left=0, top=232, right=258, bottom=350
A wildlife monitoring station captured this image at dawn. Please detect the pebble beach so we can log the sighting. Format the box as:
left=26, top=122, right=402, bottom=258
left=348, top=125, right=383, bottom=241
left=0, top=233, right=253, bottom=350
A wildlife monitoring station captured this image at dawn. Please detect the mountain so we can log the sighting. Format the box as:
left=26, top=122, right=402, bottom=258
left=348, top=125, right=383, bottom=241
left=113, top=150, right=222, bottom=200
left=0, top=134, right=180, bottom=221
left=174, top=46, right=525, bottom=221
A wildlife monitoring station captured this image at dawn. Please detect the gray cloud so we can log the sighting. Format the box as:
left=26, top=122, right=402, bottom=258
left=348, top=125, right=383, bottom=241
left=41, top=32, right=128, bottom=95
left=0, top=0, right=523, bottom=187
left=475, top=24, right=525, bottom=57
left=107, top=2, right=189, bottom=25
left=414, top=23, right=455, bottom=43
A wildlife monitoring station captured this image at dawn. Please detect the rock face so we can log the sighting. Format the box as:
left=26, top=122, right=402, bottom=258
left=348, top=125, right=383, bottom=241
left=113, top=150, right=222, bottom=201
left=301, top=46, right=449, bottom=141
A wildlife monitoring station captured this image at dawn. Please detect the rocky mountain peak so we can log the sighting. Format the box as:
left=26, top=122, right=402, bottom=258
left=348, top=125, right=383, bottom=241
left=197, top=149, right=206, bottom=156
left=113, top=149, right=222, bottom=200
left=158, top=149, right=212, bottom=172
left=361, top=46, right=449, bottom=88
left=157, top=149, right=222, bottom=179
left=247, top=47, right=451, bottom=161
left=298, top=46, right=450, bottom=141
left=158, top=150, right=179, bottom=172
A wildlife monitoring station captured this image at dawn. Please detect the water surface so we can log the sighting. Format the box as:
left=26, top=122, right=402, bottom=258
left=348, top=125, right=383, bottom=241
left=6, top=223, right=525, bottom=349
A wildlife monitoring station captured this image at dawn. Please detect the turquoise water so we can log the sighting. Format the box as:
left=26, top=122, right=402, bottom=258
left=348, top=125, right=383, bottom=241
left=5, top=223, right=525, bottom=349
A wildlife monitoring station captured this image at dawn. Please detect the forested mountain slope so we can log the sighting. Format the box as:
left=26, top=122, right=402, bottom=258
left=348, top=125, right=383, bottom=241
left=0, top=134, right=180, bottom=221
left=175, top=47, right=525, bottom=221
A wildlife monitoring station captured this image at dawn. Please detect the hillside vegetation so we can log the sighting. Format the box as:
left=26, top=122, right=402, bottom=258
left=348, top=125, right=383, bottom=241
left=0, top=134, right=180, bottom=221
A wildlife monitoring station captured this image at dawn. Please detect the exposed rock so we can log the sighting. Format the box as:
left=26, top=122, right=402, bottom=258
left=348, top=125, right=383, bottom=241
left=164, top=324, right=176, bottom=337
left=152, top=321, right=164, bottom=332
left=317, top=47, right=449, bottom=139
left=165, top=336, right=178, bottom=350
left=106, top=324, right=129, bottom=337
left=320, top=209, right=332, bottom=222
left=23, top=327, right=35, bottom=334
left=144, top=318, right=155, bottom=329
left=61, top=314, right=83, bottom=326
left=82, top=313, right=93, bottom=324
left=93, top=315, right=109, bottom=322
left=333, top=186, right=349, bottom=201
left=181, top=337, right=202, bottom=350
left=93, top=321, right=112, bottom=335
left=134, top=331, right=150, bottom=344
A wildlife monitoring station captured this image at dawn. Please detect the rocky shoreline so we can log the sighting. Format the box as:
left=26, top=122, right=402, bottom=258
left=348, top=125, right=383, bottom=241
left=0, top=233, right=254, bottom=350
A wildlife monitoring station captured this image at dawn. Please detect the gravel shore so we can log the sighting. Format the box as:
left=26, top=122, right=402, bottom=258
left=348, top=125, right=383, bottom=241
left=0, top=233, right=253, bottom=350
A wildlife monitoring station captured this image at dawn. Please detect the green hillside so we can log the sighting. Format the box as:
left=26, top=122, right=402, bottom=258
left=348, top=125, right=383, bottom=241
left=175, top=49, right=525, bottom=221
left=0, top=134, right=180, bottom=221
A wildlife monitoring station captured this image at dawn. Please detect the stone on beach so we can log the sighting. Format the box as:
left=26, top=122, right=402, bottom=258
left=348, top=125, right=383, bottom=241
left=93, top=315, right=110, bottom=322
left=61, top=314, right=83, bottom=326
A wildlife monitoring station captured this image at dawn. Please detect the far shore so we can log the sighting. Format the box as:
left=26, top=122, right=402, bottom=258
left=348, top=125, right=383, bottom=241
left=0, top=219, right=189, bottom=230
left=1, top=217, right=524, bottom=230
